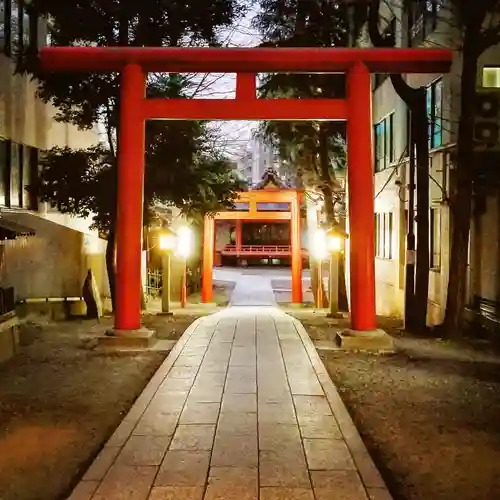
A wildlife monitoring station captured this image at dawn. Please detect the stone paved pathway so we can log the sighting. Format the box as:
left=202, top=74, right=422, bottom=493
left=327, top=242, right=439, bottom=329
left=69, top=308, right=392, bottom=500
left=229, top=274, right=276, bottom=307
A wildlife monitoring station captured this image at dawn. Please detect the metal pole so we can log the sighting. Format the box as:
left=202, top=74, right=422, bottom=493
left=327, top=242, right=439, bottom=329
left=317, top=259, right=324, bottom=309
left=181, top=259, right=187, bottom=308
left=329, top=252, right=339, bottom=316
left=161, top=251, right=171, bottom=315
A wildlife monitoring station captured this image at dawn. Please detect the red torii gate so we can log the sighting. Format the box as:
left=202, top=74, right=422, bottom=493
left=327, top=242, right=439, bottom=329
left=40, top=46, right=452, bottom=333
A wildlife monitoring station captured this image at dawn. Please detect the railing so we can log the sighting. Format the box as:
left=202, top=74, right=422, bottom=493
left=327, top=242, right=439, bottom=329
left=221, top=245, right=308, bottom=256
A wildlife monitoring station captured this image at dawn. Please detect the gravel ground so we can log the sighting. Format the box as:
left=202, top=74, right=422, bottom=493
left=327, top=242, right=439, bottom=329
left=0, top=315, right=198, bottom=500
left=297, top=315, right=500, bottom=500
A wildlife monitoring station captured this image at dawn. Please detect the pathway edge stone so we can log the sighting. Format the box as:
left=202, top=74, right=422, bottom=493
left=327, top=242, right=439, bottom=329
left=290, top=315, right=394, bottom=498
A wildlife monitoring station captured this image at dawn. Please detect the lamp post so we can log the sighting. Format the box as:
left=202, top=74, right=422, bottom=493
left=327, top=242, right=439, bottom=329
left=176, top=226, right=194, bottom=309
left=310, top=228, right=328, bottom=309
left=159, top=227, right=177, bottom=316
left=325, top=228, right=344, bottom=318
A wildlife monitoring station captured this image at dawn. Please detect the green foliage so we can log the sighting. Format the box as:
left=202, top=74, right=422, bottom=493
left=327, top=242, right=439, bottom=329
left=253, top=0, right=348, bottom=196
left=20, top=0, right=245, bottom=232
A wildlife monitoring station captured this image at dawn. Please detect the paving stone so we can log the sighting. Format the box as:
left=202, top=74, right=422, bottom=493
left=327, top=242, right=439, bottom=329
left=311, top=470, right=368, bottom=500
left=258, top=423, right=302, bottom=451
left=67, top=480, right=99, bottom=500
left=106, top=420, right=136, bottom=447
left=303, top=438, right=356, bottom=470
left=168, top=366, right=199, bottom=379
left=116, top=435, right=171, bottom=466
left=169, top=424, right=216, bottom=451
left=188, top=385, right=224, bottom=403
left=133, top=410, right=180, bottom=436
left=179, top=402, right=220, bottom=424
left=217, top=411, right=257, bottom=435
left=148, top=486, right=204, bottom=500
left=205, top=467, right=258, bottom=500
left=155, top=450, right=210, bottom=486
left=293, top=395, right=333, bottom=416
left=259, top=450, right=310, bottom=488
left=70, top=307, right=389, bottom=500
left=258, top=403, right=297, bottom=425
left=93, top=464, right=157, bottom=500
left=211, top=433, right=258, bottom=467
left=83, top=446, right=120, bottom=481
left=297, top=414, right=343, bottom=439
left=260, top=487, right=315, bottom=500
left=367, top=487, right=393, bottom=500
left=221, top=393, right=257, bottom=413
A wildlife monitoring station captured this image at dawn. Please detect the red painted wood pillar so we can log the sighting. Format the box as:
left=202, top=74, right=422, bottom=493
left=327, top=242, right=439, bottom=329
left=347, top=62, right=376, bottom=331
left=235, top=219, right=243, bottom=252
left=291, top=193, right=303, bottom=304
left=115, top=63, right=145, bottom=331
left=202, top=216, right=215, bottom=303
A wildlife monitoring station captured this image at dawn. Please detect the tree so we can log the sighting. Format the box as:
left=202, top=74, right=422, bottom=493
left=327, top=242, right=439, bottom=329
left=357, top=0, right=500, bottom=335
left=253, top=0, right=350, bottom=309
left=21, top=0, right=244, bottom=308
left=360, top=0, right=430, bottom=333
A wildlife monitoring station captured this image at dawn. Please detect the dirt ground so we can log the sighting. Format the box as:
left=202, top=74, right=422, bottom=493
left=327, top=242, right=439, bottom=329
left=296, top=312, right=500, bottom=500
left=0, top=313, right=200, bottom=500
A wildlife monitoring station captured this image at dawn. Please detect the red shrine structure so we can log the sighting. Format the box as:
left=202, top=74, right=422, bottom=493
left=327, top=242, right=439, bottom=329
left=202, top=171, right=305, bottom=305
left=40, top=46, right=452, bottom=333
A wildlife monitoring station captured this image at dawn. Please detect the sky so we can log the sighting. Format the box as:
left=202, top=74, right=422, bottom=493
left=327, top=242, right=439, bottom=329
left=198, top=4, right=263, bottom=160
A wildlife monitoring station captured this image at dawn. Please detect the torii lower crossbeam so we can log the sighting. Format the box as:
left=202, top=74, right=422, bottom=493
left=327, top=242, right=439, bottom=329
left=39, top=46, right=452, bottom=333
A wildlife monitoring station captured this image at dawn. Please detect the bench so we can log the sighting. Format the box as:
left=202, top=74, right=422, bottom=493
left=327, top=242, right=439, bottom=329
left=471, top=295, right=500, bottom=335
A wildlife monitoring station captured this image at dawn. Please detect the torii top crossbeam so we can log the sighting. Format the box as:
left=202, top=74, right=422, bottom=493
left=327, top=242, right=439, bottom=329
left=40, top=47, right=452, bottom=74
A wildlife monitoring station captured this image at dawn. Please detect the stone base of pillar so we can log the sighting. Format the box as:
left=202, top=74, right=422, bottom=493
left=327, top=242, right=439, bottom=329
left=157, top=311, right=174, bottom=317
left=99, top=327, right=156, bottom=348
left=336, top=329, right=394, bottom=352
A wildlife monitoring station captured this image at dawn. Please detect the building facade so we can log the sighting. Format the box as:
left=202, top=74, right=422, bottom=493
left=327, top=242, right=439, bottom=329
left=0, top=0, right=109, bottom=302
left=366, top=0, right=500, bottom=324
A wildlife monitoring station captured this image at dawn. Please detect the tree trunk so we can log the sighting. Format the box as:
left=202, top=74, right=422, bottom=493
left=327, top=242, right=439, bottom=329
left=368, top=0, right=430, bottom=331
left=106, top=222, right=117, bottom=311
left=413, top=91, right=430, bottom=332
left=443, top=39, right=479, bottom=335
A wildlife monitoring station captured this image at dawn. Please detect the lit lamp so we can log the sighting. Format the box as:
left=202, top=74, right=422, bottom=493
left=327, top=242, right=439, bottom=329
left=310, top=228, right=328, bottom=309
left=325, top=227, right=345, bottom=318
left=159, top=227, right=177, bottom=315
left=175, top=226, right=194, bottom=308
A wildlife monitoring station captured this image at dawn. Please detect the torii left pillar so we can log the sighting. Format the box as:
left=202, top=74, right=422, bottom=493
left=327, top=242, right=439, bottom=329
left=115, top=64, right=146, bottom=331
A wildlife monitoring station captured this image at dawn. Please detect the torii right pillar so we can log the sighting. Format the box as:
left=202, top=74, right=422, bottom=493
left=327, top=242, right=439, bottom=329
left=346, top=62, right=377, bottom=332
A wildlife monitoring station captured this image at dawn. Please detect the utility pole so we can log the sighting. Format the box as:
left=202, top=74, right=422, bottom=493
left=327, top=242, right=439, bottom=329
left=405, top=112, right=416, bottom=329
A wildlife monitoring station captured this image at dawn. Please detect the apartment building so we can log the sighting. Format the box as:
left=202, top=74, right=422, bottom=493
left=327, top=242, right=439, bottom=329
left=367, top=0, right=500, bottom=324
left=0, top=0, right=109, bottom=303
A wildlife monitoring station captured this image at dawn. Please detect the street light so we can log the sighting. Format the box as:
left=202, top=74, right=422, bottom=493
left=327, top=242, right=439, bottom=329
left=310, top=228, right=328, bottom=309
left=325, top=227, right=345, bottom=317
left=175, top=225, right=194, bottom=308
left=159, top=226, right=177, bottom=315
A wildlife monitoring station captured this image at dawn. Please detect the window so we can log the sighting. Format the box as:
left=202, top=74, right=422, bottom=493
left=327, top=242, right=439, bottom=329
left=430, top=207, right=441, bottom=269
left=427, top=79, right=443, bottom=149
left=233, top=202, right=249, bottom=211
left=256, top=202, right=290, bottom=212
left=483, top=67, right=500, bottom=88
left=375, top=212, right=393, bottom=259
left=374, top=113, right=395, bottom=172
left=10, top=142, right=20, bottom=207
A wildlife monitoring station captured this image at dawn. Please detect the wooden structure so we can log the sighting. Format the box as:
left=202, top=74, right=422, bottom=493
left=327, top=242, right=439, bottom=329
left=39, top=46, right=452, bottom=332
left=202, top=177, right=304, bottom=303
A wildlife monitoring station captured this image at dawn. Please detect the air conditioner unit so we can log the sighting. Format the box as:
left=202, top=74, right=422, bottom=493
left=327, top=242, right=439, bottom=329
left=474, top=90, right=500, bottom=149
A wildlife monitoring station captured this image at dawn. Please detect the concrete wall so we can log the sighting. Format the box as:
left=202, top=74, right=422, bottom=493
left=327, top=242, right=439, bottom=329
left=0, top=44, right=109, bottom=301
